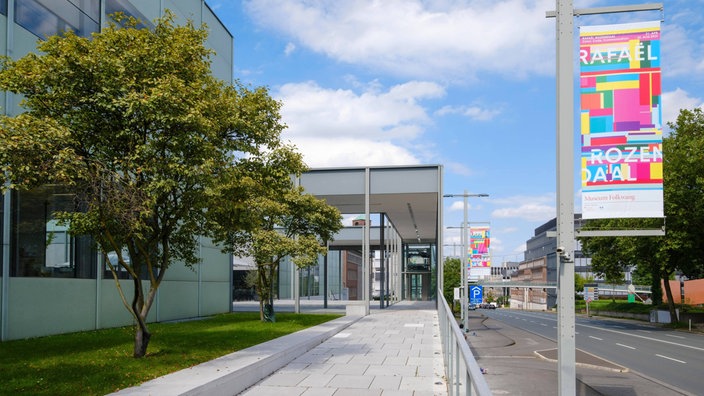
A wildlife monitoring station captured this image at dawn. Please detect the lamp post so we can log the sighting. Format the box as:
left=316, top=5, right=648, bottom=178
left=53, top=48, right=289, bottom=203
left=444, top=191, right=488, bottom=332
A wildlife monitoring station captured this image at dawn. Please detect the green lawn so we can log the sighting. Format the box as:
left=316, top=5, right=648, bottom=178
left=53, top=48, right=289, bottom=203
left=0, top=312, right=340, bottom=396
left=576, top=299, right=704, bottom=315
left=576, top=299, right=653, bottom=314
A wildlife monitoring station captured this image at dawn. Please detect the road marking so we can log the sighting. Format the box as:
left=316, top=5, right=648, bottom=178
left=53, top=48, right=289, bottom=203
left=589, top=336, right=603, bottom=341
left=656, top=354, right=686, bottom=364
left=616, top=343, right=635, bottom=349
left=540, top=323, right=547, bottom=326
left=570, top=322, right=704, bottom=353
left=666, top=334, right=685, bottom=339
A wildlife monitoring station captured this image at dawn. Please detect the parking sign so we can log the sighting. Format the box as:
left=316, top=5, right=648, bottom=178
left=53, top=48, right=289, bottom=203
left=469, top=285, right=483, bottom=305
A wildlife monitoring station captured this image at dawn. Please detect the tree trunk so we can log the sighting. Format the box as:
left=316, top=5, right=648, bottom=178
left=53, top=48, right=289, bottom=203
left=130, top=276, right=153, bottom=357
left=133, top=323, right=152, bottom=358
left=662, top=275, right=678, bottom=324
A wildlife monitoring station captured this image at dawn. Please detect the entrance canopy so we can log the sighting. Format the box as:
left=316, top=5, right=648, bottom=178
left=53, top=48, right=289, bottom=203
left=299, top=165, right=443, bottom=247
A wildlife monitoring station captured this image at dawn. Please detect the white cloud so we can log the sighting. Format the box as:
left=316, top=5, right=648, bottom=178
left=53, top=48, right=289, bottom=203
left=275, top=80, right=445, bottom=167
left=284, top=42, right=296, bottom=56
left=491, top=194, right=555, bottom=222
left=290, top=137, right=419, bottom=168
left=445, top=200, right=485, bottom=213
left=277, top=80, right=443, bottom=140
left=436, top=104, right=501, bottom=121
left=243, top=0, right=555, bottom=81
left=662, top=88, right=704, bottom=127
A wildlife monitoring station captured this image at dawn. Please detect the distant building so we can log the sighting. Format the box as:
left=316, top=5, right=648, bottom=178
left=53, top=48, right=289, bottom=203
left=509, top=215, right=592, bottom=310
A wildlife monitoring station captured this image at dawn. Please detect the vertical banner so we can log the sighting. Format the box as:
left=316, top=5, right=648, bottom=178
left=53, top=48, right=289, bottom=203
left=469, top=226, right=491, bottom=281
left=580, top=21, right=663, bottom=219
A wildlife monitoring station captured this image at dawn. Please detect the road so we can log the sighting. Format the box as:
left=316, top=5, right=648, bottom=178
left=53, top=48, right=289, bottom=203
left=481, top=309, right=704, bottom=395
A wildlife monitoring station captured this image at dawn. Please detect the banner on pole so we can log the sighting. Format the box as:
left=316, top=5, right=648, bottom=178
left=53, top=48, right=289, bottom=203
left=469, top=226, right=490, bottom=280
left=579, top=21, right=663, bottom=219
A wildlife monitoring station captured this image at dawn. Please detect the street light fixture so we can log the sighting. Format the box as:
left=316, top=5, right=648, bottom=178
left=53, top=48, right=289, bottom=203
left=444, top=191, right=489, bottom=332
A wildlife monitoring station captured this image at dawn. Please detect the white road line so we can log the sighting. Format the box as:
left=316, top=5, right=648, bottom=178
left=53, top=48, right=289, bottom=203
left=540, top=323, right=547, bottom=326
left=666, top=334, right=685, bottom=339
left=589, top=336, right=603, bottom=341
left=616, top=343, right=636, bottom=349
left=575, top=323, right=704, bottom=352
left=656, top=354, right=686, bottom=364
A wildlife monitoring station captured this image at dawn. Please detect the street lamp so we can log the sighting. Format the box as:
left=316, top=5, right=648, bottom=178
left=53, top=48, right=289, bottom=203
left=444, top=191, right=488, bottom=332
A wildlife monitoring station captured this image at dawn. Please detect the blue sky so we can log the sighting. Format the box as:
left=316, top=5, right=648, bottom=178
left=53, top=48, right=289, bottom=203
left=207, top=0, right=704, bottom=263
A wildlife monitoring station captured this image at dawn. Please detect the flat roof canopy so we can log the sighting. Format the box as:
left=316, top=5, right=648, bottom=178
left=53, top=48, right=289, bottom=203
left=299, top=165, right=442, bottom=246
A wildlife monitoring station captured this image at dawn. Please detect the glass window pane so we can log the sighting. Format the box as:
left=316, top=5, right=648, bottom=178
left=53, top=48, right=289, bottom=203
left=11, top=185, right=95, bottom=278
left=15, top=0, right=99, bottom=39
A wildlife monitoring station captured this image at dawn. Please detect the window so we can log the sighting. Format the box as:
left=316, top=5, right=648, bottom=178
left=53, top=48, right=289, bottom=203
left=105, top=0, right=153, bottom=29
left=15, top=0, right=99, bottom=39
left=11, top=186, right=96, bottom=278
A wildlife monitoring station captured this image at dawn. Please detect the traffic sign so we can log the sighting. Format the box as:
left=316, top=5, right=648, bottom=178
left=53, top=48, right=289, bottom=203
left=469, top=285, right=483, bottom=305
left=584, top=284, right=598, bottom=301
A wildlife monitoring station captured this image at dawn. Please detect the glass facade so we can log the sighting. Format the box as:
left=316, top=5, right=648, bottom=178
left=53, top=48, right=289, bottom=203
left=2, top=0, right=233, bottom=280
left=10, top=186, right=96, bottom=278
left=403, top=243, right=435, bottom=301
left=15, top=0, right=99, bottom=39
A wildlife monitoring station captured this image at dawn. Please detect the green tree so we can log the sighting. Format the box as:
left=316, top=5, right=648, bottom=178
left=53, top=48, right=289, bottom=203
left=209, top=147, right=343, bottom=321
left=442, top=258, right=461, bottom=312
left=0, top=14, right=286, bottom=357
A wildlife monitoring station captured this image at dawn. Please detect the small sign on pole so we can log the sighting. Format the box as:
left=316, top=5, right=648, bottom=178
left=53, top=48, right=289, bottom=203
left=469, top=285, right=483, bottom=305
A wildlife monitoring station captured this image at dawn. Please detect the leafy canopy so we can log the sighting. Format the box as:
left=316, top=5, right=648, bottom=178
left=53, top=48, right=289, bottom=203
left=0, top=12, right=289, bottom=355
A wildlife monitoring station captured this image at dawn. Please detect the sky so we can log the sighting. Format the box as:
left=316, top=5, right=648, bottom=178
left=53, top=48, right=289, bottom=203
left=206, top=0, right=704, bottom=264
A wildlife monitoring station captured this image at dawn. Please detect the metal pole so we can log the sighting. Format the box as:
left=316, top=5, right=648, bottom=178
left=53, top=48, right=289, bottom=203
left=463, top=190, right=469, bottom=332
left=364, top=168, right=370, bottom=315
left=380, top=214, right=385, bottom=309
left=548, top=3, right=663, bottom=395
left=324, top=240, right=328, bottom=309
left=555, top=1, right=575, bottom=394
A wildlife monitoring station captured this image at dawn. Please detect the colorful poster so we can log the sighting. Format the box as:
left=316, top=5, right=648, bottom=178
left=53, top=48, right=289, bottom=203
left=468, top=226, right=491, bottom=281
left=580, top=21, right=663, bottom=219
left=469, top=226, right=490, bottom=267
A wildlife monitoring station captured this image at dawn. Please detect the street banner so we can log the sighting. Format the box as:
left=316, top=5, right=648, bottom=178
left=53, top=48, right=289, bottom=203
left=469, top=226, right=491, bottom=280
left=579, top=21, right=663, bottom=219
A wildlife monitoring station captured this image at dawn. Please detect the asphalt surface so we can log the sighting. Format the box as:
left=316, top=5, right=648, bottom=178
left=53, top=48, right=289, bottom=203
left=465, top=310, right=694, bottom=396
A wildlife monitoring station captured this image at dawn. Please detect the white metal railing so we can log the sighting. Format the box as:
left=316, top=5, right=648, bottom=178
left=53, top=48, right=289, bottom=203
left=437, top=293, right=492, bottom=396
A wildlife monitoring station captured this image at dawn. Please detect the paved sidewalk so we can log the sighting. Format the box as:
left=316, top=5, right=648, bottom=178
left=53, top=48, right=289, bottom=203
left=240, top=301, right=448, bottom=396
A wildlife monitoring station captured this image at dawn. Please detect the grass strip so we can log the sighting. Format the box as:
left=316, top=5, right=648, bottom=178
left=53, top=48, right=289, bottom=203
left=0, top=312, right=340, bottom=396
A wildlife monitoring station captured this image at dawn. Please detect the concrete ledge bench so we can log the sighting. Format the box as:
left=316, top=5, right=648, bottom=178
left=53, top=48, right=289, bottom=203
left=110, top=315, right=360, bottom=396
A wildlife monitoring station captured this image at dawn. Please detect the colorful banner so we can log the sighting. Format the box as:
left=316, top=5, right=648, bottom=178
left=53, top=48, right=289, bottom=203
left=469, top=226, right=490, bottom=267
left=580, top=21, right=663, bottom=219
left=468, top=226, right=491, bottom=281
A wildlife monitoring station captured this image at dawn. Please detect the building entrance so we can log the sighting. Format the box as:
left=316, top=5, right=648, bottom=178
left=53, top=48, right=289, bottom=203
left=405, top=273, right=430, bottom=301
left=402, top=244, right=435, bottom=301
